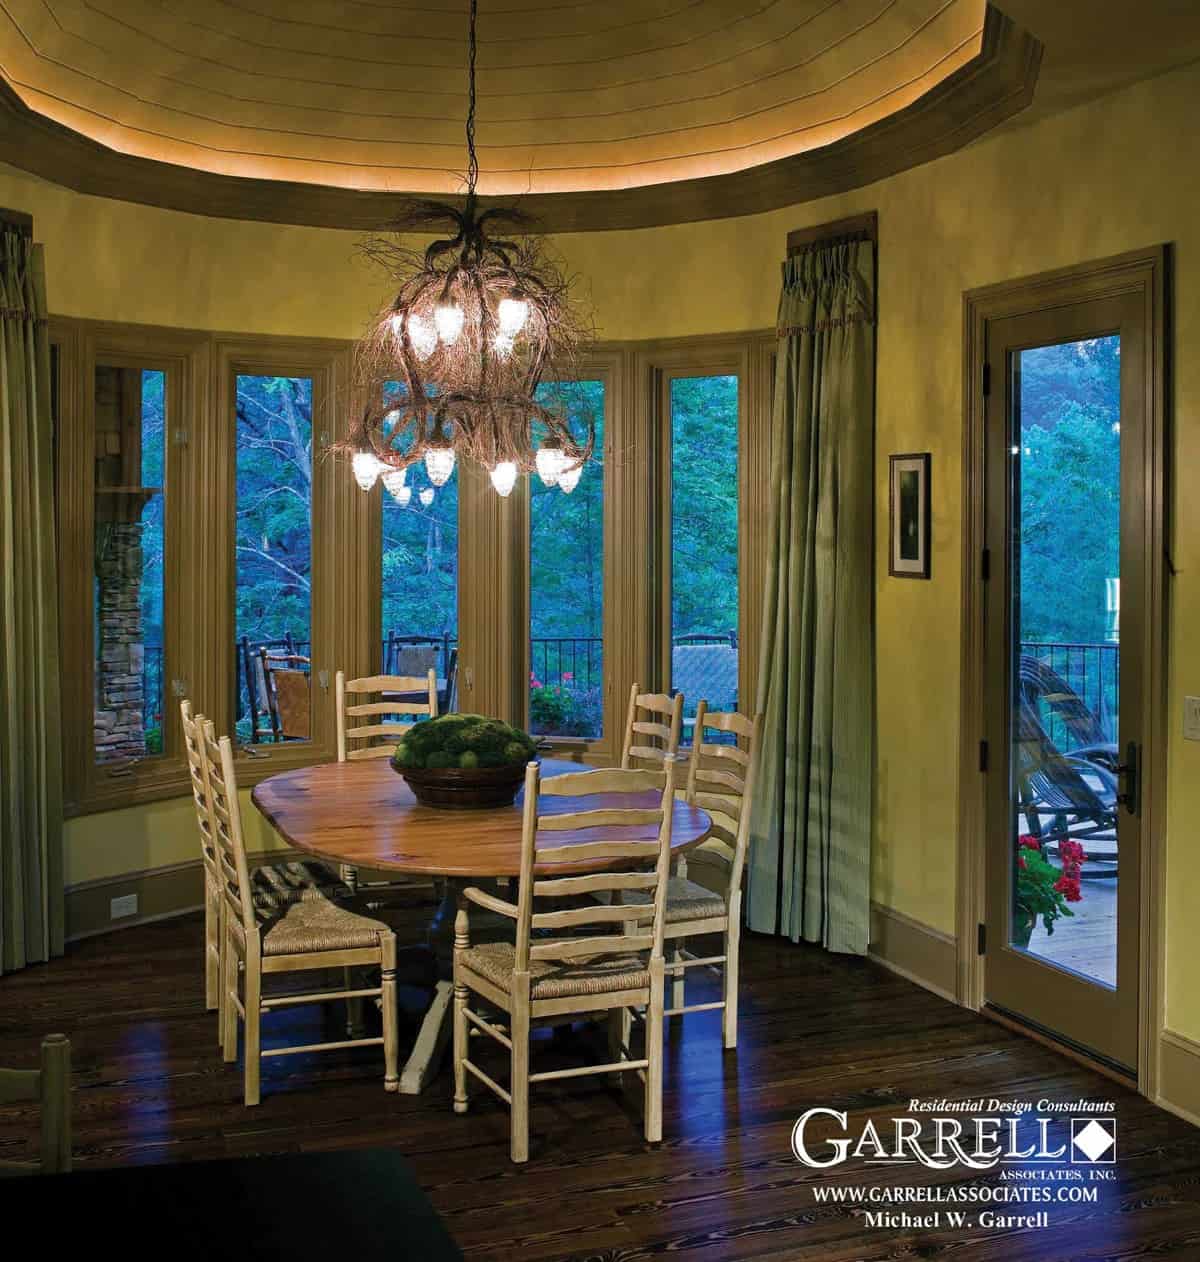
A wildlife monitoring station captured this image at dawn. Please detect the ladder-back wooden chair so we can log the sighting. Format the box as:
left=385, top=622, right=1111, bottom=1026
left=620, top=684, right=684, bottom=778
left=0, top=1035, right=70, bottom=1176
left=334, top=668, right=439, bottom=901
left=453, top=759, right=677, bottom=1163
left=335, top=668, right=438, bottom=761
left=199, top=719, right=399, bottom=1105
left=181, top=701, right=348, bottom=1031
left=619, top=703, right=761, bottom=1048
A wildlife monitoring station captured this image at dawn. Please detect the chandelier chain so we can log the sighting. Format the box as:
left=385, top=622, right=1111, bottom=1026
left=466, top=0, right=479, bottom=196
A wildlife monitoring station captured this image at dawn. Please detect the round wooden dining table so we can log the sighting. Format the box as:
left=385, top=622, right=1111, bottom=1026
left=251, top=757, right=712, bottom=1093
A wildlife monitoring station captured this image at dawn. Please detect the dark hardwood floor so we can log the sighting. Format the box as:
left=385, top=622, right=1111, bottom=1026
left=2, top=899, right=1199, bottom=1260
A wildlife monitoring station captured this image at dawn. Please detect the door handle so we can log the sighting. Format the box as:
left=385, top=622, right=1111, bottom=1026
left=1115, top=740, right=1140, bottom=816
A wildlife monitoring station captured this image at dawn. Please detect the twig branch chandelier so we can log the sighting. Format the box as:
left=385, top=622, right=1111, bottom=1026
left=343, top=0, right=595, bottom=500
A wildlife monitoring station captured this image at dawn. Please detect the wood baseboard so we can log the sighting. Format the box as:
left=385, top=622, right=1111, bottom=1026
left=1158, top=1029, right=1200, bottom=1127
left=65, top=849, right=289, bottom=941
left=868, top=902, right=958, bottom=1003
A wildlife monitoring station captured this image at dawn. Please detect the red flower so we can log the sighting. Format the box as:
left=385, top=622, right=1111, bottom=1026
left=1053, top=875, right=1083, bottom=902
left=1018, top=835, right=1042, bottom=852
left=1017, top=855, right=1028, bottom=871
left=562, top=671, right=574, bottom=682
left=1059, top=839, right=1086, bottom=866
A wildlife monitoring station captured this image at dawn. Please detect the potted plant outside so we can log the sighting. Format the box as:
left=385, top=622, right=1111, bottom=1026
left=1013, top=834, right=1086, bottom=947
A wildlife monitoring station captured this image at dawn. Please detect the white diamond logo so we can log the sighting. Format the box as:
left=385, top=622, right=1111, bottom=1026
left=1072, top=1118, right=1117, bottom=1163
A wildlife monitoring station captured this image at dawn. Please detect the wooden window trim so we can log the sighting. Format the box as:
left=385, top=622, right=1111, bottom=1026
left=53, top=320, right=211, bottom=816
left=53, top=319, right=774, bottom=814
left=213, top=337, right=352, bottom=787
left=633, top=334, right=774, bottom=732
left=523, top=351, right=623, bottom=765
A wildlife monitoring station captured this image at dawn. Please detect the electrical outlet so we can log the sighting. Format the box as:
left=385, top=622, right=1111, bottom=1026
left=1185, top=697, right=1200, bottom=742
left=110, top=893, right=138, bottom=920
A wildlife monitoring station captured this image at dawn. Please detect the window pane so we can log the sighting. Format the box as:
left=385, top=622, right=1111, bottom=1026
left=93, top=367, right=166, bottom=764
left=670, top=375, right=739, bottom=735
left=235, top=374, right=313, bottom=744
left=529, top=380, right=605, bottom=739
left=381, top=436, right=459, bottom=712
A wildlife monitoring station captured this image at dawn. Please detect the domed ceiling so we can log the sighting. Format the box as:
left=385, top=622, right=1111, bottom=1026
left=0, top=0, right=1042, bottom=229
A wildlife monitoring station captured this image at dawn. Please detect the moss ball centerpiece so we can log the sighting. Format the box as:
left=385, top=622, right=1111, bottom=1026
left=391, top=714, right=539, bottom=809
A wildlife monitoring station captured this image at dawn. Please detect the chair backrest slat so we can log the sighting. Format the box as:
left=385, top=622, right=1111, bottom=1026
left=684, top=702, right=762, bottom=896
left=199, top=720, right=256, bottom=937
left=336, top=669, right=438, bottom=761
left=620, top=684, right=683, bottom=773
left=510, top=759, right=677, bottom=976
left=180, top=701, right=217, bottom=873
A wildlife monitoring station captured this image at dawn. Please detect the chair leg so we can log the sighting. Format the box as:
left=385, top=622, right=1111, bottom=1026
left=671, top=945, right=685, bottom=1014
left=243, top=948, right=262, bottom=1107
left=723, top=922, right=740, bottom=1050
left=221, top=925, right=239, bottom=1064
left=510, top=987, right=531, bottom=1164
left=340, top=865, right=365, bottom=1037
left=204, top=879, right=219, bottom=1012
left=381, top=937, right=399, bottom=1093
left=453, top=981, right=470, bottom=1114
left=645, top=962, right=665, bottom=1144
left=607, top=1008, right=626, bottom=1086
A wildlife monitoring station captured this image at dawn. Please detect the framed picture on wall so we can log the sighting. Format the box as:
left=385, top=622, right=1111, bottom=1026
left=889, top=453, right=931, bottom=579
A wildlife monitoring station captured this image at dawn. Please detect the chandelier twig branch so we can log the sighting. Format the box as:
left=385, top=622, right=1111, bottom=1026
left=341, top=0, right=596, bottom=499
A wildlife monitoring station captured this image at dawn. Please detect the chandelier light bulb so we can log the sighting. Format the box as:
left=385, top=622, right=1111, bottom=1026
left=489, top=461, right=518, bottom=497
left=558, top=461, right=583, bottom=494
left=407, top=313, right=437, bottom=359
left=535, top=442, right=567, bottom=488
left=434, top=304, right=465, bottom=346
left=352, top=451, right=381, bottom=492
left=424, top=444, right=456, bottom=487
left=497, top=297, right=529, bottom=337
left=397, top=484, right=413, bottom=506
left=492, top=331, right=515, bottom=359
left=382, top=467, right=407, bottom=501
left=419, top=487, right=435, bottom=507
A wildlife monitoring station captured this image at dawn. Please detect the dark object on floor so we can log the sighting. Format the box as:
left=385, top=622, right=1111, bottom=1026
left=0, top=1146, right=462, bottom=1261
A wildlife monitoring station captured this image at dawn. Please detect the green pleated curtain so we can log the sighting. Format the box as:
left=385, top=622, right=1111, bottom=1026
left=0, top=225, right=64, bottom=974
left=746, top=238, right=875, bottom=954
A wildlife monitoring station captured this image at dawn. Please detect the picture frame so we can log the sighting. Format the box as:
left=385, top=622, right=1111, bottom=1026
left=889, top=453, right=931, bottom=579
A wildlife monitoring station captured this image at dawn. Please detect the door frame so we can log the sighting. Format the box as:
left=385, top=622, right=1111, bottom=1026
left=957, top=245, right=1170, bottom=1093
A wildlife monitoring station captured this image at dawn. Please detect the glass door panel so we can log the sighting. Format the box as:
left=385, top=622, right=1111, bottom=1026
left=1010, top=337, right=1121, bottom=988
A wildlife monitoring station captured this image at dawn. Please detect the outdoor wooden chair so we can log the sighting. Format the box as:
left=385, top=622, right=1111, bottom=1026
left=260, top=649, right=311, bottom=741
left=199, top=719, right=399, bottom=1105
left=620, top=684, right=684, bottom=780
left=0, top=1035, right=70, bottom=1176
left=617, top=703, right=761, bottom=1046
left=181, top=701, right=348, bottom=1031
left=1016, top=656, right=1118, bottom=864
left=453, top=760, right=677, bottom=1163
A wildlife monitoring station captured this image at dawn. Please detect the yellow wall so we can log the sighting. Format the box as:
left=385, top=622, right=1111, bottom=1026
left=11, top=55, right=1198, bottom=1042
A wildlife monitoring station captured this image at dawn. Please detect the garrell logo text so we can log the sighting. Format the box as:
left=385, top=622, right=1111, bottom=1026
left=791, top=1107, right=1094, bottom=1171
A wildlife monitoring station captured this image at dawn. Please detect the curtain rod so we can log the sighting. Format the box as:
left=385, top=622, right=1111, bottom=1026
left=787, top=211, right=876, bottom=255
left=0, top=206, right=33, bottom=238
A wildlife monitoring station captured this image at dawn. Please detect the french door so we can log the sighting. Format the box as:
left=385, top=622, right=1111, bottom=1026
left=982, top=288, right=1150, bottom=1072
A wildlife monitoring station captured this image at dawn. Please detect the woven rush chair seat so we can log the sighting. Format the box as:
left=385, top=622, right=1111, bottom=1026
left=251, top=860, right=349, bottom=910
left=622, top=876, right=726, bottom=923
left=253, top=897, right=393, bottom=958
left=460, top=941, right=649, bottom=999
